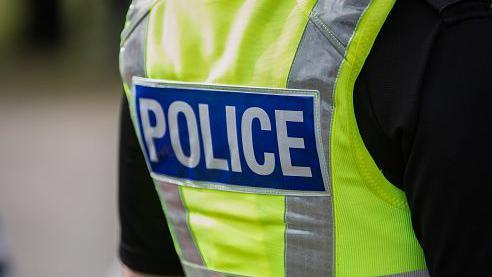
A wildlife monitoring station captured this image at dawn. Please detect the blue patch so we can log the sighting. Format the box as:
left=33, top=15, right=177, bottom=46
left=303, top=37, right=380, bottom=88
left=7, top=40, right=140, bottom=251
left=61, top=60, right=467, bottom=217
left=133, top=80, right=327, bottom=192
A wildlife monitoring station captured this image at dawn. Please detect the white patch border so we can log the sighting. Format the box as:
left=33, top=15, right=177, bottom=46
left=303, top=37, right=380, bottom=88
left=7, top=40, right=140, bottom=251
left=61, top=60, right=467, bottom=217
left=132, top=77, right=330, bottom=196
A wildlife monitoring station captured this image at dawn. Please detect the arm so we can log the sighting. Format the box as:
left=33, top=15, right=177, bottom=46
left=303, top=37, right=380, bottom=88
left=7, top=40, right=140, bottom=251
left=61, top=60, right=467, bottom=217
left=403, top=14, right=492, bottom=275
left=123, top=265, right=159, bottom=277
left=123, top=265, right=181, bottom=277
left=119, top=96, right=184, bottom=276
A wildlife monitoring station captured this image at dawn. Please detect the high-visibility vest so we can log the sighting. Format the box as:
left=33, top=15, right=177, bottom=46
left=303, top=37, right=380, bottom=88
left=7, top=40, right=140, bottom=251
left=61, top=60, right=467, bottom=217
left=120, top=0, right=428, bottom=276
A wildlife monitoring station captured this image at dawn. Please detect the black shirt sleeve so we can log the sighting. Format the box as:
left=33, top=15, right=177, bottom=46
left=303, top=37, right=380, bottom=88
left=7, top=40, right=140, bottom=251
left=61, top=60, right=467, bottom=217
left=119, top=96, right=184, bottom=275
left=404, top=15, right=492, bottom=275
left=355, top=1, right=492, bottom=275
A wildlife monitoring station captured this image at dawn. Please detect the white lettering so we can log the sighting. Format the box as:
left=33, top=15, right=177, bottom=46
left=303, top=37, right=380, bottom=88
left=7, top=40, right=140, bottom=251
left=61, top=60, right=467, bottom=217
left=168, top=101, right=200, bottom=168
left=139, top=98, right=166, bottom=162
left=275, top=110, right=312, bottom=177
left=241, top=107, right=275, bottom=176
left=226, top=106, right=242, bottom=172
left=199, top=104, right=229, bottom=171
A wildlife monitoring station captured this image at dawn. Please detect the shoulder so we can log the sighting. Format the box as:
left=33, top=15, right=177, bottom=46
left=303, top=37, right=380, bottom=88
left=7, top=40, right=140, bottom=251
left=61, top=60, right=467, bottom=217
left=425, top=0, right=468, bottom=13
left=423, top=0, right=491, bottom=24
left=353, top=0, right=492, bottom=188
left=424, top=0, right=490, bottom=12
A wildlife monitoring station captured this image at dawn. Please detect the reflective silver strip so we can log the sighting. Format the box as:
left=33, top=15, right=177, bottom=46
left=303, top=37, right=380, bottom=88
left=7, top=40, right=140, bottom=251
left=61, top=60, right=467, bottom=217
left=286, top=0, right=373, bottom=276
left=120, top=0, right=155, bottom=89
left=285, top=196, right=333, bottom=277
left=158, top=181, right=205, bottom=266
left=287, top=22, right=341, bottom=194
left=288, top=0, right=373, bottom=193
left=120, top=15, right=148, bottom=90
left=311, top=0, right=372, bottom=48
left=120, top=0, right=156, bottom=43
left=385, top=270, right=430, bottom=277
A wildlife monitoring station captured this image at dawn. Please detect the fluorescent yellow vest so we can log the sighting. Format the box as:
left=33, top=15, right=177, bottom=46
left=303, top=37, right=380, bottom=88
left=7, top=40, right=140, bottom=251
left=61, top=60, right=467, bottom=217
left=120, top=0, right=428, bottom=276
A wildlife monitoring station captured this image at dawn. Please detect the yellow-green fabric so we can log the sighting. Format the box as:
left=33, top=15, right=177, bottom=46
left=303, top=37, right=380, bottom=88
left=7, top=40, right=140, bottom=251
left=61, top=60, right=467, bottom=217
left=146, top=0, right=316, bottom=88
left=146, top=0, right=316, bottom=276
left=331, top=0, right=427, bottom=275
left=180, top=186, right=285, bottom=276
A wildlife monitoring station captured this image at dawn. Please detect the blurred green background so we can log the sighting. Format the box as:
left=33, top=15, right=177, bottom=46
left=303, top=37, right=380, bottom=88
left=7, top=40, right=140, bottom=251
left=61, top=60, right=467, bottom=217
left=0, top=1, right=129, bottom=276
left=0, top=0, right=127, bottom=76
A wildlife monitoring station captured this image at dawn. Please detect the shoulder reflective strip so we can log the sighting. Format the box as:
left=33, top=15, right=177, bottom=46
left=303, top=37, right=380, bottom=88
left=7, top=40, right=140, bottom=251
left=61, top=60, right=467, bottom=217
left=286, top=15, right=338, bottom=277
left=308, top=13, right=346, bottom=57
left=285, top=196, right=333, bottom=277
left=312, top=0, right=372, bottom=47
left=287, top=21, right=341, bottom=195
left=120, top=14, right=149, bottom=93
left=386, top=270, right=430, bottom=277
left=120, top=0, right=157, bottom=92
left=286, top=0, right=373, bottom=276
left=158, top=181, right=205, bottom=266
left=120, top=0, right=156, bottom=44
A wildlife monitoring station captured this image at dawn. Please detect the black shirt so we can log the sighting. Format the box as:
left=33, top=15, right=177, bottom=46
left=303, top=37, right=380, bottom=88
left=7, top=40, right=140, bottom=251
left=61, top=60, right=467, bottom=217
left=119, top=0, right=492, bottom=275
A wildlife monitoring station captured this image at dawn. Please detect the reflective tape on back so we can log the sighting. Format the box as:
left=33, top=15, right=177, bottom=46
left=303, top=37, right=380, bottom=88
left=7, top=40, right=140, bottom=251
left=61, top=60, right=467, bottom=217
left=158, top=181, right=204, bottom=265
left=285, top=196, right=333, bottom=277
left=285, top=0, right=373, bottom=275
left=120, top=0, right=153, bottom=91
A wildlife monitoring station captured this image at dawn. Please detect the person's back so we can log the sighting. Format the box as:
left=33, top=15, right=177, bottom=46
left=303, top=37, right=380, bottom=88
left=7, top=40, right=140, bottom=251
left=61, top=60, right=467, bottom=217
left=118, top=0, right=492, bottom=276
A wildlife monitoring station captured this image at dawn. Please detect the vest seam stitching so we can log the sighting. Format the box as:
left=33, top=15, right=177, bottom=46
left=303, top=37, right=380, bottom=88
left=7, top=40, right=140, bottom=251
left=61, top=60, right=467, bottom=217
left=120, top=0, right=161, bottom=46
left=308, top=12, right=347, bottom=57
left=337, top=1, right=409, bottom=210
